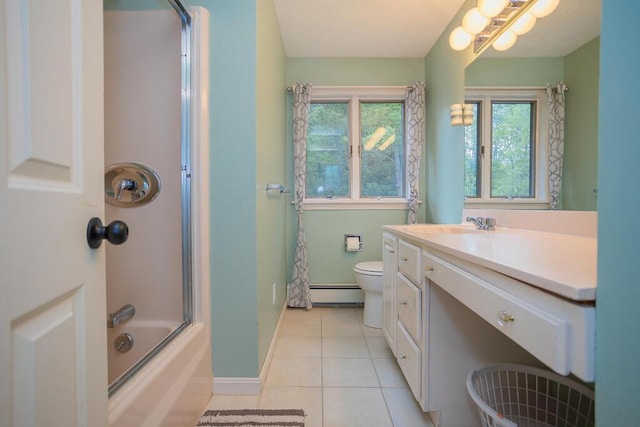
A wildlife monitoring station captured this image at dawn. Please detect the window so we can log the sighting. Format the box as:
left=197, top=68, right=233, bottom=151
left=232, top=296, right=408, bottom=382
left=464, top=88, right=549, bottom=207
left=304, top=87, right=408, bottom=209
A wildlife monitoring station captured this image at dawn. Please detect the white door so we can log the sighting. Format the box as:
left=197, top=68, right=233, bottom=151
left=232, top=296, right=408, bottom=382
left=0, top=0, right=107, bottom=426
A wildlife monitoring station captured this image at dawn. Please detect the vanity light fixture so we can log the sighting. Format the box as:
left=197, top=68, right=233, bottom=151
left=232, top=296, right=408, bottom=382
left=450, top=104, right=474, bottom=126
left=449, top=26, right=474, bottom=51
left=448, top=0, right=559, bottom=54
left=462, top=8, right=490, bottom=35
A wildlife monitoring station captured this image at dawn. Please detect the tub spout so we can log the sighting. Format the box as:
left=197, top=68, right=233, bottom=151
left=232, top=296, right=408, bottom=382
left=108, top=304, right=135, bottom=328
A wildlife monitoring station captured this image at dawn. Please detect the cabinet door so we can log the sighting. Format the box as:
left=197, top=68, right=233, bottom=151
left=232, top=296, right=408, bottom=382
left=382, top=234, right=398, bottom=355
left=398, top=240, right=421, bottom=284
left=397, top=274, right=422, bottom=343
left=423, top=250, right=570, bottom=376
left=396, top=322, right=422, bottom=401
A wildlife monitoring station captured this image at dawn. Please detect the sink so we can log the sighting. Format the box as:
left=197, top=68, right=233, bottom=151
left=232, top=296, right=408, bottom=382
left=393, top=224, right=483, bottom=234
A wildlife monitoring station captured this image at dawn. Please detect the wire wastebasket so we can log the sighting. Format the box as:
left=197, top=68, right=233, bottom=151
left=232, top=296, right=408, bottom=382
left=466, top=364, right=594, bottom=427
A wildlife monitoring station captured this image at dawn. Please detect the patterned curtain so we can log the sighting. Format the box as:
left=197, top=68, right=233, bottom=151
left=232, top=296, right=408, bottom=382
left=287, top=83, right=312, bottom=309
left=406, top=82, right=426, bottom=224
left=547, top=83, right=568, bottom=210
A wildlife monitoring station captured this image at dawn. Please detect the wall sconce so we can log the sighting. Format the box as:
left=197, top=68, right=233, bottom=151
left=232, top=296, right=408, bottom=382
left=450, top=104, right=474, bottom=126
left=449, top=0, right=559, bottom=54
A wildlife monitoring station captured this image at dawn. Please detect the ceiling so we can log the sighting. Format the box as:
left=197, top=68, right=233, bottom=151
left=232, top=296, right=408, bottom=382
left=272, top=0, right=601, bottom=59
left=273, top=0, right=466, bottom=58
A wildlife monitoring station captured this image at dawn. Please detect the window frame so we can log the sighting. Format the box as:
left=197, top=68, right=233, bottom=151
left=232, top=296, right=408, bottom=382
left=464, top=87, right=550, bottom=209
left=303, top=86, right=410, bottom=211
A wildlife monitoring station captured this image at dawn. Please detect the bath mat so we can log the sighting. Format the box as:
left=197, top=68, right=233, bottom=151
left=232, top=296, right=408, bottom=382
left=197, top=409, right=305, bottom=426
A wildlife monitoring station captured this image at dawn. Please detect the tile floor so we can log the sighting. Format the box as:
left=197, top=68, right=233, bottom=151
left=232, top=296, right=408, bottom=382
left=202, top=306, right=435, bottom=427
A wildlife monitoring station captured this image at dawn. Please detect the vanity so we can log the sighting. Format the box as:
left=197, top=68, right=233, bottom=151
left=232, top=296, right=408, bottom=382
left=382, top=217, right=596, bottom=426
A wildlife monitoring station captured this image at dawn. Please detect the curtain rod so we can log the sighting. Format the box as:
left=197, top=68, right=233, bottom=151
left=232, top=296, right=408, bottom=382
left=286, top=85, right=414, bottom=91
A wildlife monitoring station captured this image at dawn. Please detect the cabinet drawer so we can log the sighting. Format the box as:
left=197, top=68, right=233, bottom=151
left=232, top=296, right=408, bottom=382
left=422, top=251, right=570, bottom=375
left=397, top=273, right=421, bottom=343
left=398, top=240, right=421, bottom=284
left=382, top=234, right=398, bottom=356
left=396, top=322, right=421, bottom=401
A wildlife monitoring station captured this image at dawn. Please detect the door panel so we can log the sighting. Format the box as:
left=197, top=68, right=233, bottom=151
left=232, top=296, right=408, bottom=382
left=0, top=0, right=107, bottom=425
left=11, top=288, right=83, bottom=426
left=6, top=0, right=78, bottom=187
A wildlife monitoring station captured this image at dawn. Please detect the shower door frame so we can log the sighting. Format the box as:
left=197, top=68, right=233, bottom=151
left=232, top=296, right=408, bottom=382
left=108, top=0, right=195, bottom=396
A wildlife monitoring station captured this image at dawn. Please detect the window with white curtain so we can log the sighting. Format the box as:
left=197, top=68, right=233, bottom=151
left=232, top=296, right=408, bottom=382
left=304, top=86, right=409, bottom=210
left=465, top=87, right=550, bottom=208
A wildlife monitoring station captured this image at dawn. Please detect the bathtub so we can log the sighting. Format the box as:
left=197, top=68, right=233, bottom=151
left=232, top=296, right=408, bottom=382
left=108, top=321, right=211, bottom=426
left=105, top=6, right=211, bottom=425
left=107, top=321, right=176, bottom=385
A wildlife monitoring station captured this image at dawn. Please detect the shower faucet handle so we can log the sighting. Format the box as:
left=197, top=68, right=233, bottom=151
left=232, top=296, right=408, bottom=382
left=114, top=178, right=138, bottom=201
left=86, top=217, right=129, bottom=249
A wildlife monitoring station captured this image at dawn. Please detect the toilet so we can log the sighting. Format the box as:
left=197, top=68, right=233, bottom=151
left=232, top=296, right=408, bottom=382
left=353, top=261, right=384, bottom=328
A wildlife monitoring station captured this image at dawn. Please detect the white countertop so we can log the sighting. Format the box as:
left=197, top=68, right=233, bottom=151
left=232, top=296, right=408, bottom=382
left=384, top=224, right=597, bottom=302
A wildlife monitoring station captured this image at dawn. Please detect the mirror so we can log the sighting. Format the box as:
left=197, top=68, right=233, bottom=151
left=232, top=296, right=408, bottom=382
left=464, top=0, right=600, bottom=211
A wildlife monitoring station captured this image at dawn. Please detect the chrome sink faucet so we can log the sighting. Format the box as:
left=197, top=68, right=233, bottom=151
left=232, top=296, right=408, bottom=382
left=466, top=216, right=496, bottom=231
left=107, top=304, right=135, bottom=328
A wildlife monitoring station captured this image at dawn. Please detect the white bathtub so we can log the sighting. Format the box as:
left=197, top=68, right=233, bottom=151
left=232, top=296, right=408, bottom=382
left=108, top=322, right=211, bottom=426
left=107, top=321, right=176, bottom=385
left=105, top=7, right=212, bottom=425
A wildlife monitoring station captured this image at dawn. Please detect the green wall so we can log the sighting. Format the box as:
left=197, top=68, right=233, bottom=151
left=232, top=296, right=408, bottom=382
left=287, top=58, right=425, bottom=86
left=255, top=0, right=287, bottom=370
left=104, top=0, right=170, bottom=10
left=304, top=210, right=408, bottom=283
left=209, top=0, right=259, bottom=377
left=285, top=59, right=425, bottom=284
left=465, top=57, right=564, bottom=86
left=423, top=0, right=476, bottom=224
left=596, top=1, right=640, bottom=423
left=563, top=37, right=599, bottom=211
left=207, top=0, right=288, bottom=378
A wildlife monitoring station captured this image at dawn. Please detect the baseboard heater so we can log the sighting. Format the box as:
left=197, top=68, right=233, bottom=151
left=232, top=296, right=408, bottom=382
left=310, top=283, right=364, bottom=304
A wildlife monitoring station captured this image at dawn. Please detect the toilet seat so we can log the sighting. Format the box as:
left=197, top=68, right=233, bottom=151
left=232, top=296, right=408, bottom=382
left=354, top=261, right=383, bottom=276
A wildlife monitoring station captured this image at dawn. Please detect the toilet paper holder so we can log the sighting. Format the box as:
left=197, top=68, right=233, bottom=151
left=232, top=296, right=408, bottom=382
left=344, top=234, right=363, bottom=252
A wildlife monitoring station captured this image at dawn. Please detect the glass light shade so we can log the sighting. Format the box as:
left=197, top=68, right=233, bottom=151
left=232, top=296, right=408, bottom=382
left=462, top=8, right=489, bottom=35
left=462, top=104, right=474, bottom=126
left=478, top=0, right=509, bottom=18
left=449, top=26, right=473, bottom=51
left=492, top=30, right=517, bottom=51
left=450, top=104, right=464, bottom=126
left=530, top=0, right=560, bottom=18
left=511, top=12, right=537, bottom=35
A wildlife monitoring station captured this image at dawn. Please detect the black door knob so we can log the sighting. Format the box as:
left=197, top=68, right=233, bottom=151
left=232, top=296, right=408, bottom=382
left=87, top=217, right=129, bottom=249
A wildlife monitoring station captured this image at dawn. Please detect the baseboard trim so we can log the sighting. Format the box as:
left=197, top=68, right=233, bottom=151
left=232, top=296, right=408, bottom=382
left=259, top=302, right=288, bottom=387
left=310, top=287, right=364, bottom=304
left=212, top=302, right=288, bottom=396
left=212, top=377, right=261, bottom=395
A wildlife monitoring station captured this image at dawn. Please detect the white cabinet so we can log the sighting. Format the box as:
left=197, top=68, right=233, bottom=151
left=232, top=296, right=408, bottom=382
left=398, top=239, right=421, bottom=284
left=384, top=238, right=428, bottom=407
left=382, top=231, right=595, bottom=426
left=423, top=251, right=569, bottom=374
left=422, top=250, right=593, bottom=380
left=382, top=233, right=398, bottom=354
left=396, top=322, right=422, bottom=399
left=397, top=274, right=422, bottom=343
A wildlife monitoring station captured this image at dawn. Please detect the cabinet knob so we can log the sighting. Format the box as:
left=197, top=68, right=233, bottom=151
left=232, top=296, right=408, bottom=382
left=400, top=257, right=408, bottom=262
left=399, top=301, right=408, bottom=306
left=399, top=355, right=407, bottom=359
left=425, top=266, right=434, bottom=274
